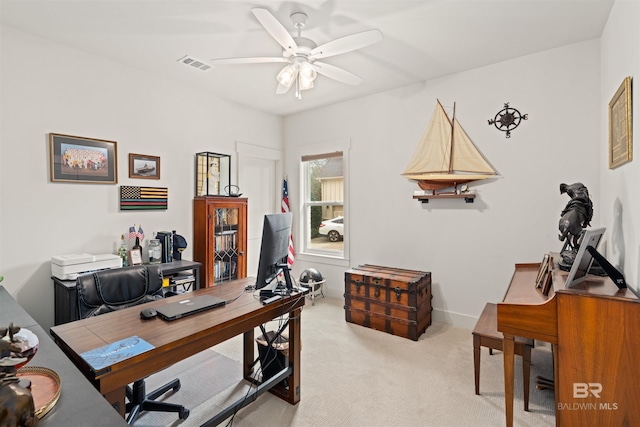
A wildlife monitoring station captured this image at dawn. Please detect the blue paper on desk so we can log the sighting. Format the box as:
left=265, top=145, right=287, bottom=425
left=80, top=336, right=154, bottom=372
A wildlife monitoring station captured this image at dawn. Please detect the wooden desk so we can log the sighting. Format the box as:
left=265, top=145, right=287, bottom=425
left=497, top=261, right=640, bottom=426
left=50, top=278, right=305, bottom=423
left=0, top=286, right=127, bottom=426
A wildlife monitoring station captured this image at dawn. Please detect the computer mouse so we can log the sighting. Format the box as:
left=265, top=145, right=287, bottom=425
left=140, top=308, right=157, bottom=320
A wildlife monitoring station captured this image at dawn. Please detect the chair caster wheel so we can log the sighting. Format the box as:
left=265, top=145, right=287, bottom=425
left=179, top=408, right=190, bottom=420
left=173, top=383, right=181, bottom=392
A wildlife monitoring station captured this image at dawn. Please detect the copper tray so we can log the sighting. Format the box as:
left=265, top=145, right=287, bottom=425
left=17, top=366, right=61, bottom=419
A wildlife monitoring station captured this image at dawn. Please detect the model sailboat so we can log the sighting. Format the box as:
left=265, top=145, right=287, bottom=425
left=402, top=100, right=497, bottom=194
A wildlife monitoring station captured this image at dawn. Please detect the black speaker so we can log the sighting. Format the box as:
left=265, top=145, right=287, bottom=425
left=155, top=232, right=173, bottom=263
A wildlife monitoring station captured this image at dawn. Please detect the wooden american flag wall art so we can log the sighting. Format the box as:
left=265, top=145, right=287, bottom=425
left=120, top=186, right=168, bottom=210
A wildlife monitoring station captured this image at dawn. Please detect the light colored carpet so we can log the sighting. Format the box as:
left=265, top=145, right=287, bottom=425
left=131, top=349, right=240, bottom=427
left=144, top=297, right=555, bottom=427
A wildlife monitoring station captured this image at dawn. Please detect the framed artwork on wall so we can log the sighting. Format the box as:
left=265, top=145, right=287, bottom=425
left=608, top=76, right=633, bottom=169
left=129, top=153, right=160, bottom=179
left=49, top=133, right=118, bottom=184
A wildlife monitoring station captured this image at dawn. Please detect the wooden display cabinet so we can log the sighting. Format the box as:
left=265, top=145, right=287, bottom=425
left=193, top=196, right=247, bottom=288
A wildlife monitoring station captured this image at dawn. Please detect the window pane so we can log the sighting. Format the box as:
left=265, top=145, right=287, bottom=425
left=307, top=205, right=344, bottom=253
left=303, top=153, right=344, bottom=256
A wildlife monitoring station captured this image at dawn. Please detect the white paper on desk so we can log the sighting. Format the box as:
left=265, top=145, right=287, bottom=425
left=80, top=336, right=154, bottom=372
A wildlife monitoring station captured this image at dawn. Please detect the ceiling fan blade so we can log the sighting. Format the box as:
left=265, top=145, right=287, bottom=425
left=276, top=83, right=292, bottom=95
left=209, top=57, right=287, bottom=64
left=310, top=29, right=382, bottom=60
left=251, top=8, right=298, bottom=54
left=313, top=62, right=362, bottom=85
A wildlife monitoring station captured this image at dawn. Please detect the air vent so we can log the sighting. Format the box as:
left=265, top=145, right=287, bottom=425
left=177, top=55, right=212, bottom=72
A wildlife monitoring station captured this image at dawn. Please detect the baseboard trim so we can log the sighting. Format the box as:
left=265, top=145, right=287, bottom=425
left=432, top=308, right=476, bottom=330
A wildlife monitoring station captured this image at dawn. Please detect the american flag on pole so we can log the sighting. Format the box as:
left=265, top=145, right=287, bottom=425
left=282, top=177, right=295, bottom=266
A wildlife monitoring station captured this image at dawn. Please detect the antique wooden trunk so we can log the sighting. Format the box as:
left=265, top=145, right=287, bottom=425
left=344, top=264, right=432, bottom=341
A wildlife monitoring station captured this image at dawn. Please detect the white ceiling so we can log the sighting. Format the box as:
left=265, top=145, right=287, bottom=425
left=0, top=0, right=614, bottom=116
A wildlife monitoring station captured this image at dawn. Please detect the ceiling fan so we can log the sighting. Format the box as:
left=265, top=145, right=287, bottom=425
left=210, top=8, right=383, bottom=100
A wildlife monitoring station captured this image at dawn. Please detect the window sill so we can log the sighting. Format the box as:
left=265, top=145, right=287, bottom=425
left=296, top=252, right=350, bottom=268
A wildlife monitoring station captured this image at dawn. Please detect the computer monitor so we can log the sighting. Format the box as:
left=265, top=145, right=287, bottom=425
left=255, top=213, right=292, bottom=292
left=565, top=227, right=606, bottom=288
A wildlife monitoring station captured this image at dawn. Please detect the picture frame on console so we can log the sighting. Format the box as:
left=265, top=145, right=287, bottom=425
left=608, top=76, right=632, bottom=169
left=129, top=248, right=143, bottom=265
left=541, top=255, right=553, bottom=296
left=129, top=153, right=160, bottom=179
left=535, top=254, right=550, bottom=289
left=49, top=133, right=118, bottom=184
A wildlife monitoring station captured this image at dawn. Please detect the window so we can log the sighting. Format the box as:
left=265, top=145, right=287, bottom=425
left=301, top=150, right=346, bottom=259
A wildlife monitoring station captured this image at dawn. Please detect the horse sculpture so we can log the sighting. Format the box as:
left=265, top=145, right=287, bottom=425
left=0, top=324, right=37, bottom=427
left=558, top=182, right=593, bottom=250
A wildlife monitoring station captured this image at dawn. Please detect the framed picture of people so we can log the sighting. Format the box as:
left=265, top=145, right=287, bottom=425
left=49, top=133, right=118, bottom=184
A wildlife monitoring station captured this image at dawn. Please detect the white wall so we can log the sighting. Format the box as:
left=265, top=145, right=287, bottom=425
left=599, top=0, right=640, bottom=293
left=3, top=0, right=638, bottom=333
left=285, top=40, right=602, bottom=328
left=0, top=25, right=283, bottom=330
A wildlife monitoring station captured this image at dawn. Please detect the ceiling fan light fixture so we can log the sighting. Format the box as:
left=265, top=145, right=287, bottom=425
left=299, top=62, right=316, bottom=80
left=298, top=75, right=314, bottom=91
left=277, top=64, right=297, bottom=88
left=299, top=76, right=314, bottom=91
left=298, top=62, right=316, bottom=91
left=212, top=8, right=383, bottom=100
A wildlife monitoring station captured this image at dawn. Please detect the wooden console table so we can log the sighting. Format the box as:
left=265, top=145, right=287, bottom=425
left=0, top=286, right=127, bottom=426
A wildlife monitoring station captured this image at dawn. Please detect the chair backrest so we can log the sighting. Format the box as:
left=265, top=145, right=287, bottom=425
left=76, top=265, right=163, bottom=319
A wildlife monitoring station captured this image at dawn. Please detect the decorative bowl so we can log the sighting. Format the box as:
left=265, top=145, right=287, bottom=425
left=1, top=328, right=39, bottom=369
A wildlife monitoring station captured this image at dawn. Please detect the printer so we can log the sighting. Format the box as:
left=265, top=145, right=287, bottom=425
left=51, top=253, right=122, bottom=280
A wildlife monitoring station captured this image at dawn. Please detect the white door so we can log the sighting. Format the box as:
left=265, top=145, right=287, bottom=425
left=238, top=153, right=279, bottom=279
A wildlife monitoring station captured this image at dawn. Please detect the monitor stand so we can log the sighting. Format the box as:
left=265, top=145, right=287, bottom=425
left=277, top=263, right=294, bottom=292
left=259, top=264, right=295, bottom=297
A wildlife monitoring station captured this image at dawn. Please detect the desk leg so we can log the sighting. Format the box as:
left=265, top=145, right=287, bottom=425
left=503, top=334, right=515, bottom=427
left=104, top=387, right=126, bottom=418
left=287, top=306, right=302, bottom=404
left=243, top=329, right=255, bottom=380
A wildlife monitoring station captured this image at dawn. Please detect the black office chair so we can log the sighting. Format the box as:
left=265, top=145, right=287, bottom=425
left=76, top=265, right=189, bottom=424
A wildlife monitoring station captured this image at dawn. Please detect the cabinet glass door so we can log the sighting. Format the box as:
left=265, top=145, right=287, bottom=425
left=213, top=207, right=239, bottom=282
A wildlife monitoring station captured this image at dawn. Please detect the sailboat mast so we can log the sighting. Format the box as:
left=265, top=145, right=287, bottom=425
left=448, top=102, right=456, bottom=174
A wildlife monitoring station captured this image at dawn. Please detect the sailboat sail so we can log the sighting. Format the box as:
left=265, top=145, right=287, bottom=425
left=402, top=100, right=496, bottom=191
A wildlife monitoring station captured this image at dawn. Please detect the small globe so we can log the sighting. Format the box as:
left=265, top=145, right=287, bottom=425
left=299, top=268, right=323, bottom=284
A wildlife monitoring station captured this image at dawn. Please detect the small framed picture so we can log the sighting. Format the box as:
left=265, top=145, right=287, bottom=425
left=129, top=153, right=160, bottom=179
left=535, top=254, right=550, bottom=289
left=541, top=255, right=554, bottom=296
left=49, top=133, right=117, bottom=184
left=608, top=76, right=633, bottom=169
left=129, top=248, right=143, bottom=265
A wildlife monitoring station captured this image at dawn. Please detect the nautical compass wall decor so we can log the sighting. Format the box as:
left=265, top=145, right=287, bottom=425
left=488, top=102, right=528, bottom=138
